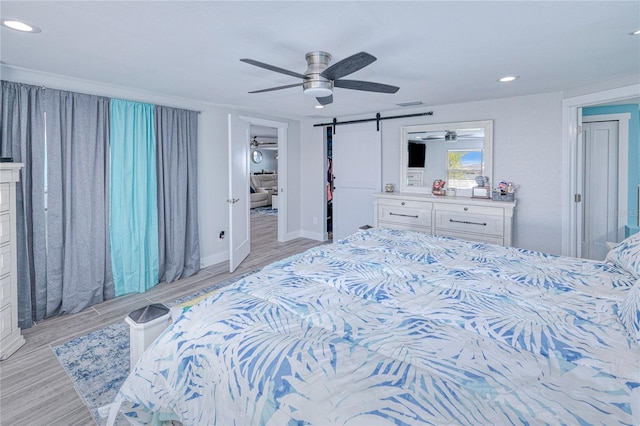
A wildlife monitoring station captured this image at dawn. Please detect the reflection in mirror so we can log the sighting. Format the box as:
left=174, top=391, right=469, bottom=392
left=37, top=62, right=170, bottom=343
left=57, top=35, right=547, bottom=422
left=251, top=150, right=263, bottom=164
left=401, top=120, right=493, bottom=197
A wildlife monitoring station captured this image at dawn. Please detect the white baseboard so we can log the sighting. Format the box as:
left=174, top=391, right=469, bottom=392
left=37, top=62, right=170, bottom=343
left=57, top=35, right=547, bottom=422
left=200, top=251, right=228, bottom=268
left=299, top=230, right=326, bottom=241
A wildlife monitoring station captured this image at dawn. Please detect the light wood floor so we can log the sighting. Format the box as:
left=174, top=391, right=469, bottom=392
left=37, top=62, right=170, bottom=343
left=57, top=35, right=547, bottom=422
left=0, top=213, right=326, bottom=425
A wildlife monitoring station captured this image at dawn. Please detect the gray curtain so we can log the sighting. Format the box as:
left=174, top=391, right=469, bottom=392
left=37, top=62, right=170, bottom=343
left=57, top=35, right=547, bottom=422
left=155, top=105, right=200, bottom=283
left=45, top=89, right=113, bottom=315
left=0, top=81, right=113, bottom=327
left=1, top=81, right=46, bottom=328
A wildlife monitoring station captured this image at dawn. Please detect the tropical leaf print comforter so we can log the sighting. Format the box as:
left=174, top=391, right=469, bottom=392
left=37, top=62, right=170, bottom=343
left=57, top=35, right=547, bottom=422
left=110, top=228, right=640, bottom=425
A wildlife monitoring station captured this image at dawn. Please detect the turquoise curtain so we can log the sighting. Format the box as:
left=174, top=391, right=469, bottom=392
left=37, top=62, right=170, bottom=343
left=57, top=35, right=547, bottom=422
left=110, top=99, right=159, bottom=296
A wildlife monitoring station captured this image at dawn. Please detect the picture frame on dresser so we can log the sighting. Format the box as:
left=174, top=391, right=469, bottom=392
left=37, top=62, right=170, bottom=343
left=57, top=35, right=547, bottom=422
left=471, top=186, right=490, bottom=198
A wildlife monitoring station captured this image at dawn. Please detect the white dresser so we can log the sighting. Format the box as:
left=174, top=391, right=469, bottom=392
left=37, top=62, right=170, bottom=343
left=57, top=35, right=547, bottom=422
left=0, top=163, right=25, bottom=360
left=373, top=192, right=516, bottom=246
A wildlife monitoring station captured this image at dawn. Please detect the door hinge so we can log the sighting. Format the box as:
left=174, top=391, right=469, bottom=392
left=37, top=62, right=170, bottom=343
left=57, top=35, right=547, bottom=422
left=574, top=194, right=582, bottom=203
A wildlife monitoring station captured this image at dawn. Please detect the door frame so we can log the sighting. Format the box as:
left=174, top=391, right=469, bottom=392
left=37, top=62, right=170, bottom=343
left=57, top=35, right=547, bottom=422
left=239, top=115, right=288, bottom=242
left=561, top=84, right=639, bottom=256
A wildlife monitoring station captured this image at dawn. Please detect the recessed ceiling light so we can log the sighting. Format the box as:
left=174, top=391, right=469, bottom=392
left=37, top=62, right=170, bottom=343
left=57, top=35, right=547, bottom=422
left=631, top=29, right=640, bottom=35
left=1, top=19, right=41, bottom=33
left=315, top=105, right=324, bottom=109
left=498, top=75, right=519, bottom=83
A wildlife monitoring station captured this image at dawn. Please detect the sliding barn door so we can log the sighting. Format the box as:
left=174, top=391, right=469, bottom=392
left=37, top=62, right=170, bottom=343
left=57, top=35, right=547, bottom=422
left=331, top=123, right=382, bottom=240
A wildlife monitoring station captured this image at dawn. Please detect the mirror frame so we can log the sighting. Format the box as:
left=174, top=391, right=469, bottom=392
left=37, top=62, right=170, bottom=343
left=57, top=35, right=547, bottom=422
left=400, top=120, right=494, bottom=195
left=251, top=150, right=263, bottom=164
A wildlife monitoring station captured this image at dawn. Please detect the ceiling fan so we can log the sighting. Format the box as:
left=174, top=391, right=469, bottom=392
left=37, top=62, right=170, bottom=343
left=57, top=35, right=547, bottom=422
left=240, top=51, right=399, bottom=106
left=250, top=136, right=277, bottom=147
left=410, top=130, right=484, bottom=142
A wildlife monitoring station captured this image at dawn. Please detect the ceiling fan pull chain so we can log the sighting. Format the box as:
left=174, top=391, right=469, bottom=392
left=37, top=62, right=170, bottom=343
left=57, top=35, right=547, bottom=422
left=376, top=113, right=381, bottom=132
left=333, top=118, right=337, bottom=135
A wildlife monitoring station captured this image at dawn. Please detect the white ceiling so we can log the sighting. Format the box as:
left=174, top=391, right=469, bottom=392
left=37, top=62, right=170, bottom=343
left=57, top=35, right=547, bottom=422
left=1, top=1, right=639, bottom=120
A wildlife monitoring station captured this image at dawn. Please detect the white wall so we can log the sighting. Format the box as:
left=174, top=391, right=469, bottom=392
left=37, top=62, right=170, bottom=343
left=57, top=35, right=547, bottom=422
left=301, top=92, right=564, bottom=255
left=4, top=65, right=568, bottom=257
left=1, top=66, right=303, bottom=268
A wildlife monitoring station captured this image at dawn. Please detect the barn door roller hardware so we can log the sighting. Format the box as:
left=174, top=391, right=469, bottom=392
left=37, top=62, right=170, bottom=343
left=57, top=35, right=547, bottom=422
left=314, top=111, right=434, bottom=134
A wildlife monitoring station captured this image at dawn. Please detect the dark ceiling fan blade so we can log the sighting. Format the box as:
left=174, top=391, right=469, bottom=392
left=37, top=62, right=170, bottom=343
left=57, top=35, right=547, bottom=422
left=240, top=58, right=306, bottom=80
left=334, top=79, right=399, bottom=93
left=248, top=83, right=304, bottom=94
left=316, top=94, right=333, bottom=106
left=320, top=52, right=376, bottom=80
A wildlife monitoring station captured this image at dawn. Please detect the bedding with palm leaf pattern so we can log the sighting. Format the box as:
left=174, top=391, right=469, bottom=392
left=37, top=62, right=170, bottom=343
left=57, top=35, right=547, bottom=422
left=109, top=228, right=640, bottom=425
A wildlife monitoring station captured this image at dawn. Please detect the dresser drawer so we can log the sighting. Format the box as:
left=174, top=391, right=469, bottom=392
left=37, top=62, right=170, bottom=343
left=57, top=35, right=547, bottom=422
left=434, top=203, right=504, bottom=216
left=0, top=184, right=8, bottom=213
left=0, top=304, right=13, bottom=340
left=376, top=197, right=432, bottom=210
left=378, top=204, right=432, bottom=229
left=0, top=245, right=10, bottom=277
left=434, top=210, right=504, bottom=237
left=378, top=220, right=431, bottom=233
left=0, top=214, right=9, bottom=246
left=0, top=275, right=9, bottom=308
left=436, top=229, right=505, bottom=246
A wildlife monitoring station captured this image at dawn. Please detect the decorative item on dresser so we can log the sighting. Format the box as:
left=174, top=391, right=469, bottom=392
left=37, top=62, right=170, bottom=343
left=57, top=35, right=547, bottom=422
left=0, top=163, right=25, bottom=360
left=372, top=192, right=516, bottom=246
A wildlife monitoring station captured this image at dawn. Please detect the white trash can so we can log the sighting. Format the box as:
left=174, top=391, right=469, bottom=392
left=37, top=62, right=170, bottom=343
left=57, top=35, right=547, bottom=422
left=125, top=303, right=171, bottom=368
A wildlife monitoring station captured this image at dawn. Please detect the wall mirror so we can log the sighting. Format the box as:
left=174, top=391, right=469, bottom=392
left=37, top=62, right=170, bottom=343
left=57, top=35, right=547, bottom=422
left=400, top=120, right=493, bottom=197
left=251, top=150, right=263, bottom=164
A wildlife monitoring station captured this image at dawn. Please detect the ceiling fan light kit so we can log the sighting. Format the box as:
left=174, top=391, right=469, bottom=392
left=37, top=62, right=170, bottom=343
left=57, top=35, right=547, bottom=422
left=241, top=50, right=399, bottom=106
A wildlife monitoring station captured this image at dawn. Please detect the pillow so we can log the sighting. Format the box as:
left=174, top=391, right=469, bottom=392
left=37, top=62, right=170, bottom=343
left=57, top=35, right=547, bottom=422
left=618, top=278, right=640, bottom=344
left=606, top=232, right=640, bottom=277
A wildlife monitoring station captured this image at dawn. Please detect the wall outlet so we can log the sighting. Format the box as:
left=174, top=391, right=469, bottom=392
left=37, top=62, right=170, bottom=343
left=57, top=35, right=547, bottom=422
left=313, top=217, right=318, bottom=225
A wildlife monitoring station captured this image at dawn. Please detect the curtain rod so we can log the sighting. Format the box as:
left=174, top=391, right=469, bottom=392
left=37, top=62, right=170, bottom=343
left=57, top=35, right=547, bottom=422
left=34, top=84, right=201, bottom=114
left=314, top=111, right=434, bottom=134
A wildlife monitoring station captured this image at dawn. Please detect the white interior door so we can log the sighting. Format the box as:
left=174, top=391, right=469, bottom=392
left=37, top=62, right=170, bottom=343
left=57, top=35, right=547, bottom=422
left=228, top=114, right=250, bottom=272
left=332, top=123, right=382, bottom=240
left=581, top=120, right=619, bottom=260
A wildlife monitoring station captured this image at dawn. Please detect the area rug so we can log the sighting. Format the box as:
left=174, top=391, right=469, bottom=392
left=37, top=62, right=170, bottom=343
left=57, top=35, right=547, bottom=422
left=251, top=206, right=278, bottom=216
left=52, top=271, right=256, bottom=425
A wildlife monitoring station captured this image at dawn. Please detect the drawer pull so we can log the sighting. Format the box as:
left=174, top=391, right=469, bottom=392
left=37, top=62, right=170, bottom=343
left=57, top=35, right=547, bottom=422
left=450, top=219, right=487, bottom=226
left=390, top=212, right=419, bottom=219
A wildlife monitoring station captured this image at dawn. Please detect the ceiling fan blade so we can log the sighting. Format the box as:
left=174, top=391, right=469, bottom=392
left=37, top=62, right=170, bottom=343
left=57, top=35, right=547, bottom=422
left=316, top=94, right=333, bottom=106
left=240, top=58, right=306, bottom=80
left=320, top=52, right=376, bottom=80
left=334, top=79, right=399, bottom=94
left=249, top=83, right=304, bottom=94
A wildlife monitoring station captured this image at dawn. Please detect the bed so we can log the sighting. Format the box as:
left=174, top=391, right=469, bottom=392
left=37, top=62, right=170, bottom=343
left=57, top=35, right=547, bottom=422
left=106, top=228, right=640, bottom=425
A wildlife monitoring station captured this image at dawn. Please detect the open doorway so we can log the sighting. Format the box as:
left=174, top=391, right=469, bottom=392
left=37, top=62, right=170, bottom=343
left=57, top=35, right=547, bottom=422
left=561, top=84, right=639, bottom=257
left=249, top=124, right=279, bottom=246
left=228, top=115, right=288, bottom=273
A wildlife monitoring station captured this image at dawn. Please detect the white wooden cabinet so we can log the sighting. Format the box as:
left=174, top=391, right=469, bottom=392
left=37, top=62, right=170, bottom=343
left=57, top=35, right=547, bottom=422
left=0, top=163, right=25, bottom=360
left=373, top=192, right=516, bottom=246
